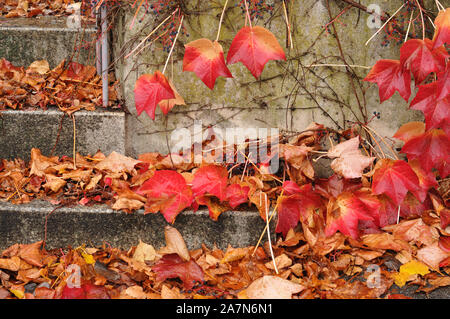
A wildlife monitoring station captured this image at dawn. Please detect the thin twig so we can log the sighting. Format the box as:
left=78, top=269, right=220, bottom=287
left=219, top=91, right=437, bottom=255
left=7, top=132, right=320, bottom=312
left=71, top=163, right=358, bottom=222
left=162, top=15, right=184, bottom=75
left=415, top=0, right=425, bottom=40
left=72, top=114, right=77, bottom=169
left=216, top=0, right=229, bottom=42
left=405, top=9, right=415, bottom=42
left=263, top=193, right=278, bottom=274
left=282, top=0, right=293, bottom=49
left=308, top=63, right=371, bottom=69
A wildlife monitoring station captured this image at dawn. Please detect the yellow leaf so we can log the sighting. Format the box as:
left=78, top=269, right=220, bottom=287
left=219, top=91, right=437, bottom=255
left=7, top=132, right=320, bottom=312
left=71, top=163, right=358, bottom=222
left=393, top=260, right=430, bottom=287
left=10, top=288, right=24, bottom=299
left=81, top=251, right=95, bottom=265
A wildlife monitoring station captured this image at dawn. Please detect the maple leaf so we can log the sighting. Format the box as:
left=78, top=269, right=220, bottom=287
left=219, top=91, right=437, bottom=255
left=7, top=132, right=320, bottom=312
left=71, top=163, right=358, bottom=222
left=432, top=8, right=450, bottom=49
left=227, top=26, right=286, bottom=79
left=363, top=59, right=411, bottom=102
left=183, top=38, right=233, bottom=89
left=225, top=183, right=250, bottom=209
left=138, top=170, right=193, bottom=223
left=192, top=165, right=228, bottom=202
left=409, top=82, right=450, bottom=134
left=275, top=184, right=323, bottom=236
left=152, top=253, right=204, bottom=290
left=327, top=137, right=375, bottom=179
left=133, top=71, right=175, bottom=120
left=400, top=38, right=448, bottom=84
left=401, top=128, right=450, bottom=178
left=325, top=191, right=375, bottom=239
left=371, top=159, right=422, bottom=205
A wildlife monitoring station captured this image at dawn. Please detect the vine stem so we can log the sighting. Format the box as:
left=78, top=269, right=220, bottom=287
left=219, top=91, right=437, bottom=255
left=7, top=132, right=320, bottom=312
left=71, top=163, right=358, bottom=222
left=252, top=190, right=284, bottom=257
left=282, top=0, right=293, bottom=49
left=308, top=63, right=371, bottom=69
left=72, top=114, right=77, bottom=169
left=264, top=193, right=278, bottom=274
left=244, top=0, right=253, bottom=28
left=162, top=15, right=184, bottom=75
left=415, top=0, right=425, bottom=40
left=125, top=9, right=178, bottom=59
left=404, top=9, right=415, bottom=42
left=216, top=0, right=229, bottom=42
left=365, top=3, right=406, bottom=46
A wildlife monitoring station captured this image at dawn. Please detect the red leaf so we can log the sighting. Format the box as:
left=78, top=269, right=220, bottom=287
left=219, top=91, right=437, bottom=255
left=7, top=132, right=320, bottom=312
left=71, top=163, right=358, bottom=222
left=192, top=165, right=228, bottom=202
left=363, top=59, right=411, bottom=102
left=393, top=121, right=426, bottom=143
left=133, top=71, right=175, bottom=120
left=281, top=180, right=302, bottom=195
left=153, top=254, right=204, bottom=290
left=325, top=192, right=374, bottom=239
left=227, top=26, right=286, bottom=79
left=158, top=79, right=185, bottom=115
left=61, top=286, right=85, bottom=299
left=436, top=65, right=450, bottom=100
left=60, top=283, right=109, bottom=299
left=401, top=128, right=450, bottom=178
left=432, top=8, right=450, bottom=49
left=314, top=174, right=362, bottom=199
left=400, top=38, right=448, bottom=84
left=371, top=159, right=421, bottom=205
left=439, top=236, right=450, bottom=253
left=275, top=184, right=323, bottom=236
left=408, top=159, right=438, bottom=201
left=138, top=170, right=193, bottom=223
left=183, top=39, right=233, bottom=89
left=225, top=184, right=250, bottom=209
left=195, top=195, right=228, bottom=221
left=410, top=82, right=450, bottom=134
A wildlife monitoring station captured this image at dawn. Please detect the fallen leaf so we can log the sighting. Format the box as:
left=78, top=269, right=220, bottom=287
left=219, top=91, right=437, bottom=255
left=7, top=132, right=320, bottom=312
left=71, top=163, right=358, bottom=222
left=244, top=276, right=304, bottom=299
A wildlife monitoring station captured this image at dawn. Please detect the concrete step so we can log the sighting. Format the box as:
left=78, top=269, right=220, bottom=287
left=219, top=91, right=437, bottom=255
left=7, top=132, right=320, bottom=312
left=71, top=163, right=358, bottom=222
left=0, top=200, right=273, bottom=250
left=0, top=16, right=96, bottom=68
left=0, top=107, right=125, bottom=160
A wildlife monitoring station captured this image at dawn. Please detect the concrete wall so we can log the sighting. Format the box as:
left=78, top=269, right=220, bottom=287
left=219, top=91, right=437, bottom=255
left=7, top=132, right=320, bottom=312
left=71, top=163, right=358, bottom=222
left=112, top=0, right=428, bottom=158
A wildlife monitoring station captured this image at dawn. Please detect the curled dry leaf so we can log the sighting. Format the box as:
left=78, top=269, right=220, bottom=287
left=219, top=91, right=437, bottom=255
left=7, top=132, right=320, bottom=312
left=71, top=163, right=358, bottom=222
left=95, top=151, right=141, bottom=174
left=132, top=240, right=156, bottom=263
left=244, top=276, right=304, bottom=299
left=159, top=226, right=190, bottom=262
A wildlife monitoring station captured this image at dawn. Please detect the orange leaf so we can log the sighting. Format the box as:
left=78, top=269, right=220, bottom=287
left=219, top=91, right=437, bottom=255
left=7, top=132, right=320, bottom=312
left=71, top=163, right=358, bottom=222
left=432, top=8, right=450, bottom=49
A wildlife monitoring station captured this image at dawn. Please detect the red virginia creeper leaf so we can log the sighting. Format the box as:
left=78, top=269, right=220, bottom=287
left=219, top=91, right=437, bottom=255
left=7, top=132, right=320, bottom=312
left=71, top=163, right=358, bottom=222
left=371, top=159, right=421, bottom=205
left=192, top=165, right=228, bottom=202
left=401, top=128, right=450, bottom=178
left=275, top=184, right=323, bottom=236
left=410, top=82, right=450, bottom=134
left=227, top=26, right=286, bottom=79
left=432, top=8, right=450, bottom=49
left=314, top=174, right=362, bottom=199
left=436, top=65, right=450, bottom=100
left=325, top=192, right=374, bottom=239
left=363, top=59, right=411, bottom=102
left=134, top=71, right=175, bottom=120
left=400, top=38, right=448, bottom=84
left=138, top=170, right=193, bottom=223
left=393, top=121, right=426, bottom=143
left=158, top=79, right=185, bottom=115
left=183, top=38, right=233, bottom=89
left=153, top=253, right=204, bottom=290
left=225, top=184, right=250, bottom=209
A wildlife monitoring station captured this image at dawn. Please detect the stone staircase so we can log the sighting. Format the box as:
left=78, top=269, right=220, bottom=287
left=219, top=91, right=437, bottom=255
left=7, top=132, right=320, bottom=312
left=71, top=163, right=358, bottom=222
left=0, top=14, right=269, bottom=251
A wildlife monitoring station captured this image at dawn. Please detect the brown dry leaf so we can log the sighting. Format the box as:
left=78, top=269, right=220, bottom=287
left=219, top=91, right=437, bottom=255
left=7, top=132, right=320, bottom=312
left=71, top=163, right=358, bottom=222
left=244, top=276, right=305, bottom=299
left=221, top=246, right=249, bottom=264
left=26, top=60, right=49, bottom=75
left=29, top=149, right=59, bottom=177
left=85, top=174, right=102, bottom=191
left=416, top=243, right=450, bottom=269
left=0, top=256, right=32, bottom=272
left=95, top=152, right=141, bottom=174
left=43, top=174, right=66, bottom=193
left=418, top=276, right=450, bottom=293
left=361, top=233, right=411, bottom=252
left=17, top=241, right=44, bottom=267
left=161, top=284, right=185, bottom=299
left=384, top=218, right=439, bottom=247
left=132, top=240, right=156, bottom=263
left=112, top=198, right=144, bottom=212
left=120, top=285, right=147, bottom=299
left=159, top=226, right=190, bottom=262
left=265, top=254, right=292, bottom=270
left=327, top=137, right=375, bottom=179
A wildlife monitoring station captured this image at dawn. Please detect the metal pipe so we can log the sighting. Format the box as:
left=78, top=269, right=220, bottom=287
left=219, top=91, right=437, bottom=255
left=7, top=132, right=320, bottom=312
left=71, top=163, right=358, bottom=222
left=101, top=3, right=109, bottom=108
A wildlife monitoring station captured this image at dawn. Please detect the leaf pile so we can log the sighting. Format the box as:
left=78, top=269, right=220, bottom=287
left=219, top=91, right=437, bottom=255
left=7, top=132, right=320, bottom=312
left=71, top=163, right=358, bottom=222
left=0, top=224, right=449, bottom=299
left=0, top=0, right=77, bottom=18
left=0, top=58, right=120, bottom=112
